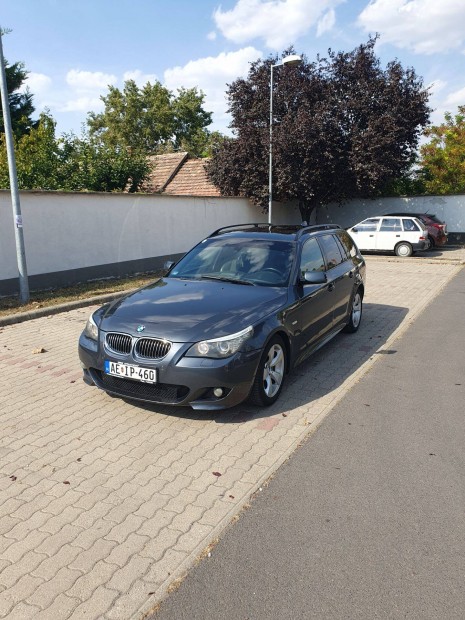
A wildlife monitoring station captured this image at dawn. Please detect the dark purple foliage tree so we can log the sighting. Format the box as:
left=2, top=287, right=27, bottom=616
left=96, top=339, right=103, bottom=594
left=208, top=37, right=431, bottom=223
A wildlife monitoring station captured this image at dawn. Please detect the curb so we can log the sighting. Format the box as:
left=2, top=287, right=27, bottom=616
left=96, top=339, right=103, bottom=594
left=0, top=290, right=129, bottom=327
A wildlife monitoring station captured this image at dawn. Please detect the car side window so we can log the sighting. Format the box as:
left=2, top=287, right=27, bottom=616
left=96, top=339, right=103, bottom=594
left=318, top=234, right=345, bottom=270
left=403, top=219, right=420, bottom=232
left=380, top=218, right=402, bottom=231
left=300, top=238, right=326, bottom=276
left=356, top=218, right=379, bottom=231
left=337, top=230, right=357, bottom=258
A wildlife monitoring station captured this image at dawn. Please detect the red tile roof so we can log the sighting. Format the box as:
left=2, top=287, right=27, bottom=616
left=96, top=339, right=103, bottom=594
left=143, top=152, right=221, bottom=197
left=164, top=158, right=221, bottom=197
left=142, top=152, right=188, bottom=193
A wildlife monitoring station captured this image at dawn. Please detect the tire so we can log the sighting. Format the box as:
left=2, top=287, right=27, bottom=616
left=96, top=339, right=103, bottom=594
left=343, top=289, right=363, bottom=333
left=249, top=335, right=286, bottom=407
left=428, top=235, right=435, bottom=250
left=395, top=242, right=413, bottom=257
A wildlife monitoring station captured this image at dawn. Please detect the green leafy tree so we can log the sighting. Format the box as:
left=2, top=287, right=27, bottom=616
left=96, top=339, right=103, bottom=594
left=0, top=112, right=149, bottom=192
left=87, top=80, right=212, bottom=157
left=419, top=106, right=465, bottom=194
left=0, top=58, right=37, bottom=138
left=208, top=38, right=431, bottom=222
left=58, top=132, right=149, bottom=193
left=0, top=112, right=59, bottom=189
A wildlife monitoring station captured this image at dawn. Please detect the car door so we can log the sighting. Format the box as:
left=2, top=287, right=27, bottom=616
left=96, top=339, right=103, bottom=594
left=402, top=217, right=423, bottom=244
left=349, top=218, right=380, bottom=250
left=286, top=237, right=334, bottom=364
left=317, top=233, right=355, bottom=328
left=376, top=217, right=403, bottom=250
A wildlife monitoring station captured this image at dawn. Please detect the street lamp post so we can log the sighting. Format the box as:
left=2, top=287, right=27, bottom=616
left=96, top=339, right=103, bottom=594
left=268, top=54, right=301, bottom=225
left=0, top=29, right=29, bottom=303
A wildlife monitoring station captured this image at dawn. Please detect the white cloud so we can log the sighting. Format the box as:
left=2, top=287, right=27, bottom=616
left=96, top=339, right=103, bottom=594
left=316, top=9, right=336, bottom=37
left=66, top=69, right=117, bottom=92
left=123, top=69, right=158, bottom=85
left=428, top=79, right=447, bottom=96
left=445, top=86, right=465, bottom=107
left=164, top=47, right=263, bottom=131
left=59, top=96, right=105, bottom=113
left=214, top=0, right=343, bottom=50
left=207, top=31, right=217, bottom=41
left=24, top=72, right=52, bottom=96
left=358, top=0, right=465, bottom=54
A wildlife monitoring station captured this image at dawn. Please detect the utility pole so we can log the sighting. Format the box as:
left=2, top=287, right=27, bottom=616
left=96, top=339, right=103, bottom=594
left=0, top=28, right=29, bottom=303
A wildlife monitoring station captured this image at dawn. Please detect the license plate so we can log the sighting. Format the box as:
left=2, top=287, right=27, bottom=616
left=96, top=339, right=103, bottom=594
left=104, top=360, right=157, bottom=384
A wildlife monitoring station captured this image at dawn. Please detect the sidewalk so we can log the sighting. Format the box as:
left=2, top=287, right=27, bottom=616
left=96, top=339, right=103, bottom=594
left=0, top=252, right=463, bottom=619
left=153, top=263, right=465, bottom=620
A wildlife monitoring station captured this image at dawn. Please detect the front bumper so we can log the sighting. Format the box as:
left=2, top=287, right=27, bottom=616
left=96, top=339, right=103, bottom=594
left=78, top=333, right=262, bottom=410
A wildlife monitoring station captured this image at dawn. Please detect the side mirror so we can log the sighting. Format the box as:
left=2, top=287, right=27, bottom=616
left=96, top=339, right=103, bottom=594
left=302, top=270, right=327, bottom=284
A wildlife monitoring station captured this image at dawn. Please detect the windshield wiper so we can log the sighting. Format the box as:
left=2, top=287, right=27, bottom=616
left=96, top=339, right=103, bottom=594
left=200, top=275, right=255, bottom=286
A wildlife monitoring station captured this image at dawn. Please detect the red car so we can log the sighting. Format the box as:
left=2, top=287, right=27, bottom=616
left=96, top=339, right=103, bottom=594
left=387, top=213, right=448, bottom=249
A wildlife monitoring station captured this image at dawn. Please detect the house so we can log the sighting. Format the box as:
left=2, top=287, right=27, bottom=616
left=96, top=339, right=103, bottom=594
left=143, top=152, right=221, bottom=197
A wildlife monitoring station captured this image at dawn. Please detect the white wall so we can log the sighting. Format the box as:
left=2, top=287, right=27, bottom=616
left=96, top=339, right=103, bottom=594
left=1, top=190, right=463, bottom=293
left=316, top=194, right=465, bottom=233
left=0, top=191, right=300, bottom=283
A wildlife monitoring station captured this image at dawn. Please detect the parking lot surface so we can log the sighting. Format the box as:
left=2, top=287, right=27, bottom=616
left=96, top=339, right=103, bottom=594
left=0, top=251, right=463, bottom=619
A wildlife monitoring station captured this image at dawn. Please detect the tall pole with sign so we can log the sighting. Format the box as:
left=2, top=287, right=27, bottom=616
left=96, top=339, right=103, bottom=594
left=0, top=29, right=29, bottom=303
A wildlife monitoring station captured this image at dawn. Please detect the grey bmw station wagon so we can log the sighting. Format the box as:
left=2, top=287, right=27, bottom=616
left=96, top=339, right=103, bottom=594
left=78, top=224, right=366, bottom=410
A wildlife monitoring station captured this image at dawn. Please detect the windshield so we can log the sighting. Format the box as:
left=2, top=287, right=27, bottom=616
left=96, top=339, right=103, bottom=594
left=168, top=237, right=295, bottom=286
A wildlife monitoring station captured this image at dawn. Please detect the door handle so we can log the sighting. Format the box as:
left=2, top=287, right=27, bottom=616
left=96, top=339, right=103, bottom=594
left=328, top=282, right=335, bottom=292
left=369, top=234, right=374, bottom=237
left=349, top=270, right=354, bottom=278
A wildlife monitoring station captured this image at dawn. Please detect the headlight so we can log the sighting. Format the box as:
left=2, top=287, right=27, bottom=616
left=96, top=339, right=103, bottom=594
left=84, top=312, right=99, bottom=341
left=186, top=326, right=253, bottom=359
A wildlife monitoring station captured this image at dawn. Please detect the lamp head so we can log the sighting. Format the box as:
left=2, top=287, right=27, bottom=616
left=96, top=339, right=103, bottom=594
left=281, top=54, right=302, bottom=67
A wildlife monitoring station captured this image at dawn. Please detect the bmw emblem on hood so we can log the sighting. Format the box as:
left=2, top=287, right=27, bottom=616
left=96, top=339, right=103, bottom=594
left=136, top=325, right=145, bottom=333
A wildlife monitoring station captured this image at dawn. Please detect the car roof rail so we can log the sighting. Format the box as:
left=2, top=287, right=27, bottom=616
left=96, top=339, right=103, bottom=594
left=210, top=222, right=342, bottom=239
left=209, top=223, right=271, bottom=237
left=295, top=224, right=341, bottom=239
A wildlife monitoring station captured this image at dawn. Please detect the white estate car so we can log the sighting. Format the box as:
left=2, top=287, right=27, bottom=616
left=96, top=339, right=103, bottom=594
left=347, top=215, right=429, bottom=257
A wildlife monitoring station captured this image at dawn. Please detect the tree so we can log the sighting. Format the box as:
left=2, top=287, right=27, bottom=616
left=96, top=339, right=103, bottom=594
left=0, top=112, right=59, bottom=189
left=0, top=112, right=149, bottom=192
left=208, top=38, right=431, bottom=222
left=0, top=59, right=37, bottom=138
left=419, top=106, right=465, bottom=194
left=58, top=132, right=149, bottom=193
left=87, top=80, right=212, bottom=157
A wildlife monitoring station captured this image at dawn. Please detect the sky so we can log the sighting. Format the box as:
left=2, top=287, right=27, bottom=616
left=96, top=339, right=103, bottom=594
left=2, top=0, right=465, bottom=138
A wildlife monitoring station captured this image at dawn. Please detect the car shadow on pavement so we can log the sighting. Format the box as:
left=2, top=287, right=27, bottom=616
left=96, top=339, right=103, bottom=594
left=128, top=302, right=408, bottom=424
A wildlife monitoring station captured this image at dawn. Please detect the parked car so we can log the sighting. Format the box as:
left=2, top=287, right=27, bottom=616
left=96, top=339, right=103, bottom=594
left=385, top=212, right=448, bottom=249
left=347, top=215, right=429, bottom=257
left=78, top=224, right=366, bottom=410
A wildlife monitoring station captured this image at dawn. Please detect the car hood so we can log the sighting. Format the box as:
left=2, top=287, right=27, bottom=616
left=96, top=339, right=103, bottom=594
left=99, top=277, right=288, bottom=342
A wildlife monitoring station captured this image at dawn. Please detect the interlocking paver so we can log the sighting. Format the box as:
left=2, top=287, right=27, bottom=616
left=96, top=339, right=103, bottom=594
left=0, top=255, right=463, bottom=618
left=26, top=567, right=80, bottom=609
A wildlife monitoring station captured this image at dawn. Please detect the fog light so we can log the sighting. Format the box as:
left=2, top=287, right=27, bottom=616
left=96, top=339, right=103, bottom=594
left=213, top=388, right=224, bottom=398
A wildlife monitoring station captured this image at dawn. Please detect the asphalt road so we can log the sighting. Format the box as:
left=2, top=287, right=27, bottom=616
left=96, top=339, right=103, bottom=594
left=153, top=267, right=465, bottom=620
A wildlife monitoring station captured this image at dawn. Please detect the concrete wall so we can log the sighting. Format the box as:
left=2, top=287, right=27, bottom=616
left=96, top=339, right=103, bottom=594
left=0, top=191, right=300, bottom=295
left=1, top=190, right=464, bottom=296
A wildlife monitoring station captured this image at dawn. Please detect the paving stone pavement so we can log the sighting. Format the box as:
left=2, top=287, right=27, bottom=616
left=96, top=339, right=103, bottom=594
left=0, top=252, right=463, bottom=620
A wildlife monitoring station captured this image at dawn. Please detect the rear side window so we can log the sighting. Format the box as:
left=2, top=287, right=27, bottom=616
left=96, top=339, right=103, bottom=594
left=337, top=230, right=358, bottom=258
left=380, top=218, right=402, bottom=231
left=300, top=238, right=326, bottom=275
left=403, top=219, right=420, bottom=232
left=318, top=234, right=344, bottom=270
